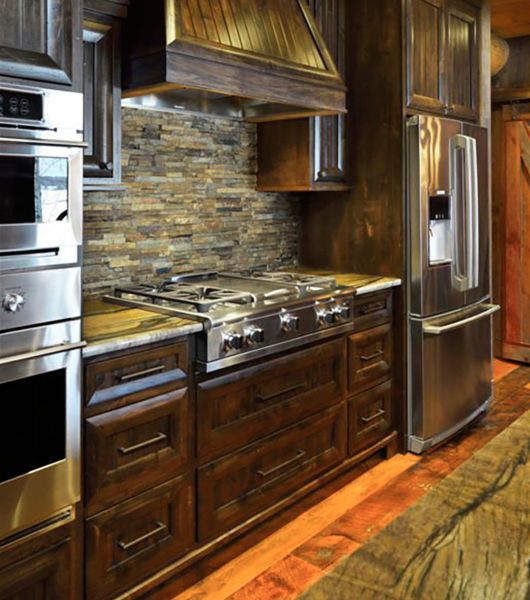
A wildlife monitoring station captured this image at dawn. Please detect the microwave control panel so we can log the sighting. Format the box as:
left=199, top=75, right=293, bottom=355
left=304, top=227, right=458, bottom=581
left=0, top=89, right=43, bottom=122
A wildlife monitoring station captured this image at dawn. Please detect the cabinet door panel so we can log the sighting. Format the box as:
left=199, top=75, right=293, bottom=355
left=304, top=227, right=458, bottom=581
left=0, top=0, right=80, bottom=87
left=197, top=338, right=346, bottom=462
left=348, top=323, right=393, bottom=393
left=86, top=476, right=194, bottom=600
left=85, top=387, right=190, bottom=515
left=406, top=0, right=445, bottom=113
left=348, top=380, right=392, bottom=454
left=198, top=405, right=346, bottom=542
left=83, top=12, right=122, bottom=185
left=445, top=0, right=478, bottom=120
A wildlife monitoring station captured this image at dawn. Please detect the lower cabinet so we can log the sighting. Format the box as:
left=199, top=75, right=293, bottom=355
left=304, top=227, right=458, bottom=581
left=198, top=404, right=346, bottom=542
left=348, top=379, right=393, bottom=455
left=81, top=296, right=398, bottom=597
left=0, top=517, right=80, bottom=600
left=85, top=475, right=194, bottom=600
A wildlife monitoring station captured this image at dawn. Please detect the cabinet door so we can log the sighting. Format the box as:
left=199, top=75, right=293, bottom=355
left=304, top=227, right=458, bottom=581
left=445, top=0, right=478, bottom=120
left=83, top=12, right=122, bottom=186
left=406, top=0, right=445, bottom=113
left=0, top=0, right=81, bottom=88
left=0, top=538, right=73, bottom=599
left=309, top=0, right=348, bottom=188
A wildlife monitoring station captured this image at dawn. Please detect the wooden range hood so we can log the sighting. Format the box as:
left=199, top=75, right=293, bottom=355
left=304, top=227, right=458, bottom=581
left=121, top=0, right=346, bottom=121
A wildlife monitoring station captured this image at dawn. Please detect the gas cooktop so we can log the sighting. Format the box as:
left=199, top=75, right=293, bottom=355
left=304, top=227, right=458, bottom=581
left=105, top=270, right=356, bottom=371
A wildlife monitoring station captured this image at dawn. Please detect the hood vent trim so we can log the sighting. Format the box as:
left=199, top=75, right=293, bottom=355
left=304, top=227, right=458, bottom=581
left=122, top=0, right=346, bottom=121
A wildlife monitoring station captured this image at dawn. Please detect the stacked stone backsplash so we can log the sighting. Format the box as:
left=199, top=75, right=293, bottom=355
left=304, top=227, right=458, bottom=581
left=82, top=107, right=300, bottom=296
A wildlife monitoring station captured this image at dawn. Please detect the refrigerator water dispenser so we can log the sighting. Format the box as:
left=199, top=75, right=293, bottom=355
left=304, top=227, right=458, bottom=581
left=428, top=192, right=451, bottom=265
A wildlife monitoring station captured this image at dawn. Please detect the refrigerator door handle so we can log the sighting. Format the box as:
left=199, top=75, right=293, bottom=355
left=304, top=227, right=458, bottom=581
left=423, top=304, right=500, bottom=335
left=450, top=136, right=468, bottom=291
left=450, top=134, right=479, bottom=291
left=463, top=134, right=479, bottom=289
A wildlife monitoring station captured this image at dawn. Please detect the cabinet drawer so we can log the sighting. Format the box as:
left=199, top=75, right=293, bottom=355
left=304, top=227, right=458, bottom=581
left=197, top=338, right=346, bottom=462
left=354, top=291, right=392, bottom=330
left=86, top=475, right=194, bottom=600
left=348, top=380, right=392, bottom=455
left=348, top=322, right=393, bottom=393
left=85, top=387, right=190, bottom=515
left=198, top=405, right=346, bottom=542
left=85, top=341, right=187, bottom=415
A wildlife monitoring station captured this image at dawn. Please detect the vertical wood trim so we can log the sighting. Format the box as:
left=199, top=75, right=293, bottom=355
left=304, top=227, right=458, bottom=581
left=504, top=121, right=522, bottom=344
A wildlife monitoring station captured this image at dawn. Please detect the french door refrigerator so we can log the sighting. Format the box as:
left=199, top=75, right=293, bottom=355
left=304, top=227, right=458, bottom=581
left=407, top=115, right=499, bottom=454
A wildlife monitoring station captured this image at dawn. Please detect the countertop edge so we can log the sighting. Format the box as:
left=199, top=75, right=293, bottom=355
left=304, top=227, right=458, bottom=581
left=82, top=321, right=203, bottom=358
left=354, top=277, right=402, bottom=295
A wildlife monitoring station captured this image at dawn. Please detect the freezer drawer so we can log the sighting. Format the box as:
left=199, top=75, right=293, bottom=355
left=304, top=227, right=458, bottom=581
left=408, top=302, right=499, bottom=453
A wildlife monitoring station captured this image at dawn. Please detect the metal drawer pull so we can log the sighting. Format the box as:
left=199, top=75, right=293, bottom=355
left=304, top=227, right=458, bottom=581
left=359, top=301, right=385, bottom=315
left=361, top=408, right=385, bottom=424
left=118, top=364, right=165, bottom=382
left=360, top=349, right=384, bottom=361
left=117, top=521, right=167, bottom=551
left=118, top=432, right=167, bottom=455
left=256, top=449, right=306, bottom=478
left=256, top=383, right=305, bottom=402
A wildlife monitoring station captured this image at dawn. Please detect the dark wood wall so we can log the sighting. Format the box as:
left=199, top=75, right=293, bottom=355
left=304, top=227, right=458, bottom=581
left=300, top=0, right=404, bottom=277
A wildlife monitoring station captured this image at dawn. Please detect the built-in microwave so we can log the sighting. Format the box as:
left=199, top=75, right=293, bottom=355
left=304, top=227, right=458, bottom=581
left=0, top=85, right=83, bottom=272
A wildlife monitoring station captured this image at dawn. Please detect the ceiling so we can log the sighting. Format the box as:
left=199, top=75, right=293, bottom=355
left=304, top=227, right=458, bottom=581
left=491, top=0, right=530, bottom=38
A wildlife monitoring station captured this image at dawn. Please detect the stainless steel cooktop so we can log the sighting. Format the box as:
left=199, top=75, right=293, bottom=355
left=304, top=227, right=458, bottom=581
left=105, top=270, right=355, bottom=371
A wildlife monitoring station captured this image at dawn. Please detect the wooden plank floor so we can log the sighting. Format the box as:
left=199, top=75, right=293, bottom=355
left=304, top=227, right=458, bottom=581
left=147, top=359, right=528, bottom=600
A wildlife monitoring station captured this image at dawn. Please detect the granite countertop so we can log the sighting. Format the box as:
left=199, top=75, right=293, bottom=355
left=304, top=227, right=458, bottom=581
left=293, top=267, right=402, bottom=295
left=82, top=298, right=202, bottom=358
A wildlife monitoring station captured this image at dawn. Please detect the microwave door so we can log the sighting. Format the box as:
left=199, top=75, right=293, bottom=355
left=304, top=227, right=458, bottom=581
left=408, top=115, right=465, bottom=317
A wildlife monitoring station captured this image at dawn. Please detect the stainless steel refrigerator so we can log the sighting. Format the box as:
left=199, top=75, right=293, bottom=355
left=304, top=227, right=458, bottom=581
left=406, top=115, right=499, bottom=454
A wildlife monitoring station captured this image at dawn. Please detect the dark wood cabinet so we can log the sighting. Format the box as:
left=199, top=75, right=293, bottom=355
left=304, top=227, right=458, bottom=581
left=198, top=404, right=346, bottom=542
left=83, top=0, right=128, bottom=188
left=406, top=0, right=478, bottom=120
left=406, top=0, right=445, bottom=114
left=347, top=323, right=393, bottom=394
left=85, top=386, right=191, bottom=515
left=86, top=475, right=194, bottom=600
left=445, top=0, right=478, bottom=120
left=0, top=517, right=81, bottom=600
left=196, top=338, right=345, bottom=462
left=0, top=0, right=82, bottom=90
left=348, top=380, right=393, bottom=455
left=257, top=0, right=348, bottom=192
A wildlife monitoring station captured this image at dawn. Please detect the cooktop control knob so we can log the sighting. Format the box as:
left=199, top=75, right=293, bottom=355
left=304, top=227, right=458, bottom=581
left=316, top=306, right=334, bottom=325
left=280, top=313, right=299, bottom=332
left=245, top=326, right=265, bottom=345
left=223, top=330, right=244, bottom=351
left=333, top=302, right=351, bottom=321
left=2, top=292, right=25, bottom=313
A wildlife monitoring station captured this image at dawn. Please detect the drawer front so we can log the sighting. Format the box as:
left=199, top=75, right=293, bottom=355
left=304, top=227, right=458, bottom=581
left=85, top=341, right=187, bottom=415
left=348, top=380, right=392, bottom=455
left=85, top=387, right=190, bottom=515
left=197, top=338, right=346, bottom=462
left=198, top=405, right=346, bottom=542
left=86, top=475, right=194, bottom=600
left=354, top=291, right=392, bottom=331
left=348, top=322, right=393, bottom=393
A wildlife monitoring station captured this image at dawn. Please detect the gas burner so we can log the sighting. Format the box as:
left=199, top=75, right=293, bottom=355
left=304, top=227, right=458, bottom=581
left=228, top=270, right=337, bottom=295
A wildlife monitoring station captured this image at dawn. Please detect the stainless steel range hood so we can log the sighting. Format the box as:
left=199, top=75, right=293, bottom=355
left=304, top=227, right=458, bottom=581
left=122, top=0, right=346, bottom=121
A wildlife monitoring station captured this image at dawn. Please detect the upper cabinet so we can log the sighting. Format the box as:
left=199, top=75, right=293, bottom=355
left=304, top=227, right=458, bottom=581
left=257, top=0, right=348, bottom=192
left=406, top=0, right=478, bottom=120
left=83, top=0, right=128, bottom=188
left=0, top=0, right=82, bottom=90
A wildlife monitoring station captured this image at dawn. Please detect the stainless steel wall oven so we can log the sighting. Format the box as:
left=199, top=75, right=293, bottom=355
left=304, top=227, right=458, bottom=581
left=0, top=83, right=84, bottom=543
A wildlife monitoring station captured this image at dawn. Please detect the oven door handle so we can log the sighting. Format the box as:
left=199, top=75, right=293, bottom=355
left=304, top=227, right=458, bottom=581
left=0, top=341, right=87, bottom=365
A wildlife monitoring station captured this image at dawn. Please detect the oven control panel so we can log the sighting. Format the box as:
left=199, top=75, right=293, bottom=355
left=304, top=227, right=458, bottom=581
left=0, top=88, right=43, bottom=122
